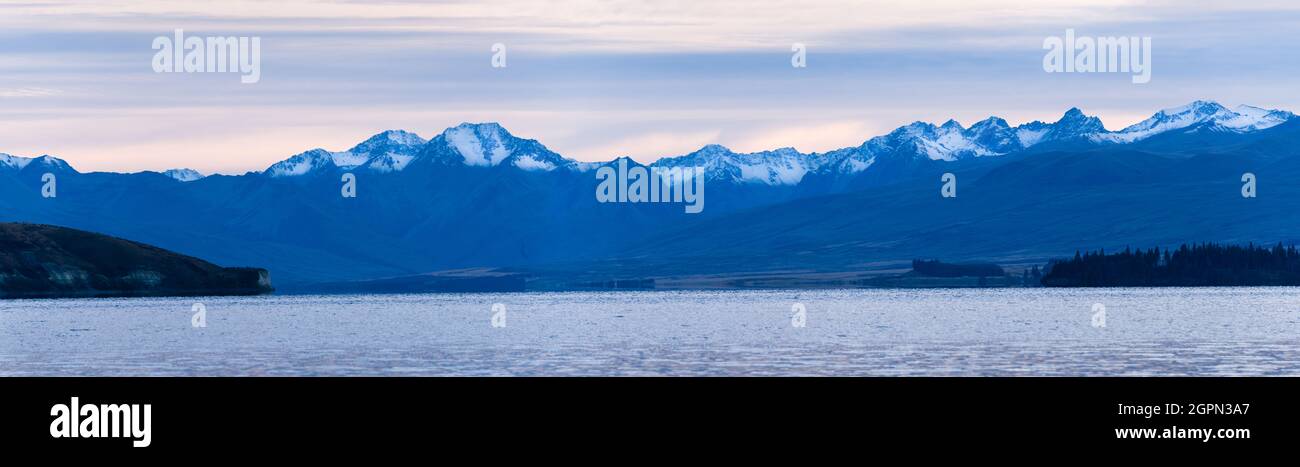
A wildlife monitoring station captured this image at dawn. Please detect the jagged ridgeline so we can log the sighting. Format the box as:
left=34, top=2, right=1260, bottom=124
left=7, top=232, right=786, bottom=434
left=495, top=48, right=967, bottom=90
left=1041, top=243, right=1300, bottom=287
left=3, top=101, right=1299, bottom=288
left=0, top=223, right=272, bottom=298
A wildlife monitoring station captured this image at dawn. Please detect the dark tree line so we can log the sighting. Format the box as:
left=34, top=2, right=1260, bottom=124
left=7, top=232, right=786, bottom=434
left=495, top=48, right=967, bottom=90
left=1022, top=266, right=1043, bottom=286
left=1041, top=243, right=1300, bottom=287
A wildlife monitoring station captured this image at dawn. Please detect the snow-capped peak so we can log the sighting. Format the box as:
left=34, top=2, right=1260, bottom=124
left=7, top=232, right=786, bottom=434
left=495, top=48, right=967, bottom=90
left=1100, top=100, right=1294, bottom=143
left=1051, top=107, right=1108, bottom=136
left=380, top=129, right=425, bottom=147
left=257, top=125, right=574, bottom=177
left=26, top=155, right=73, bottom=172
left=349, top=130, right=426, bottom=154
left=873, top=119, right=1003, bottom=162
left=264, top=149, right=349, bottom=177
left=653, top=144, right=822, bottom=185
left=418, top=122, right=575, bottom=172
left=441, top=122, right=512, bottom=167
left=970, top=116, right=1010, bottom=130
left=1219, top=104, right=1294, bottom=131
left=0, top=153, right=33, bottom=170
left=242, top=101, right=1300, bottom=181
left=1163, top=100, right=1227, bottom=116
left=695, top=143, right=732, bottom=155
left=0, top=153, right=77, bottom=173
left=162, top=168, right=204, bottom=182
left=351, top=130, right=427, bottom=173
left=264, top=130, right=430, bottom=177
left=1120, top=100, right=1226, bottom=135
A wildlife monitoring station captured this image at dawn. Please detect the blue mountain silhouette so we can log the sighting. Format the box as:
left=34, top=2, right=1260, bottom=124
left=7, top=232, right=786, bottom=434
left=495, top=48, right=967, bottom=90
left=2, top=101, right=1296, bottom=287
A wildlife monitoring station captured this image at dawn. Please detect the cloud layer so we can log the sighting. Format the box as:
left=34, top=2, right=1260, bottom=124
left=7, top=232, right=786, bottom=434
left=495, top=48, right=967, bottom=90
left=1, top=0, right=1297, bottom=173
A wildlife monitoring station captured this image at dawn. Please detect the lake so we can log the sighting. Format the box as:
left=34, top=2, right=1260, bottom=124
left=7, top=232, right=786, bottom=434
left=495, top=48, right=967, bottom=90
left=2, top=287, right=1298, bottom=376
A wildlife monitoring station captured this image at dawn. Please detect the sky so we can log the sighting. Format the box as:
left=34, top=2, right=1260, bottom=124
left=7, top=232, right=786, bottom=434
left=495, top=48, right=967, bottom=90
left=0, top=0, right=1298, bottom=174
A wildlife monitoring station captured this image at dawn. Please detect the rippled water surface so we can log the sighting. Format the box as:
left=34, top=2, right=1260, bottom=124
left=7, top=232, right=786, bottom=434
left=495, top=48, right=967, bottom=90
left=2, top=288, right=1299, bottom=376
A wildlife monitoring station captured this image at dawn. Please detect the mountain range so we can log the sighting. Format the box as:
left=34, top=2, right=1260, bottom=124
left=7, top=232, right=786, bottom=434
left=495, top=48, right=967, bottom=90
left=2, top=100, right=1298, bottom=289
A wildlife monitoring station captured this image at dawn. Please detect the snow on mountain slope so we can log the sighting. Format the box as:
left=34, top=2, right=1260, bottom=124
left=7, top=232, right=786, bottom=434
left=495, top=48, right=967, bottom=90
left=511, top=155, right=557, bottom=171
left=1015, top=125, right=1049, bottom=147
left=815, top=146, right=876, bottom=174
left=348, top=130, right=424, bottom=159
left=264, top=149, right=352, bottom=177
left=1048, top=108, right=1108, bottom=138
left=1221, top=105, right=1293, bottom=131
left=364, top=153, right=415, bottom=172
left=329, top=151, right=370, bottom=167
left=416, top=122, right=577, bottom=171
left=966, top=117, right=1021, bottom=154
left=162, top=168, right=205, bottom=182
left=653, top=144, right=825, bottom=185
left=1096, top=101, right=1295, bottom=143
left=353, top=130, right=427, bottom=173
left=0, top=154, right=75, bottom=173
left=265, top=130, right=427, bottom=177
left=260, top=123, right=581, bottom=177
left=592, top=101, right=1292, bottom=186
left=198, top=101, right=1300, bottom=182
left=444, top=123, right=512, bottom=167
left=739, top=148, right=818, bottom=185
left=6, top=101, right=1293, bottom=183
left=904, top=120, right=1000, bottom=161
left=812, top=107, right=1103, bottom=169
left=22, top=155, right=73, bottom=173
left=0, top=153, right=33, bottom=170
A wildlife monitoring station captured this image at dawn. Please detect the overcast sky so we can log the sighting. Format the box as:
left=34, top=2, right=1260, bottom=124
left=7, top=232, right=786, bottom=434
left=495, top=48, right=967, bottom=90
left=1, top=0, right=1297, bottom=173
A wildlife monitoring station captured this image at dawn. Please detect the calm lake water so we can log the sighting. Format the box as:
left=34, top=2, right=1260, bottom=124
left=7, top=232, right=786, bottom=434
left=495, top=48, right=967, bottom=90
left=2, top=288, right=1298, bottom=376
